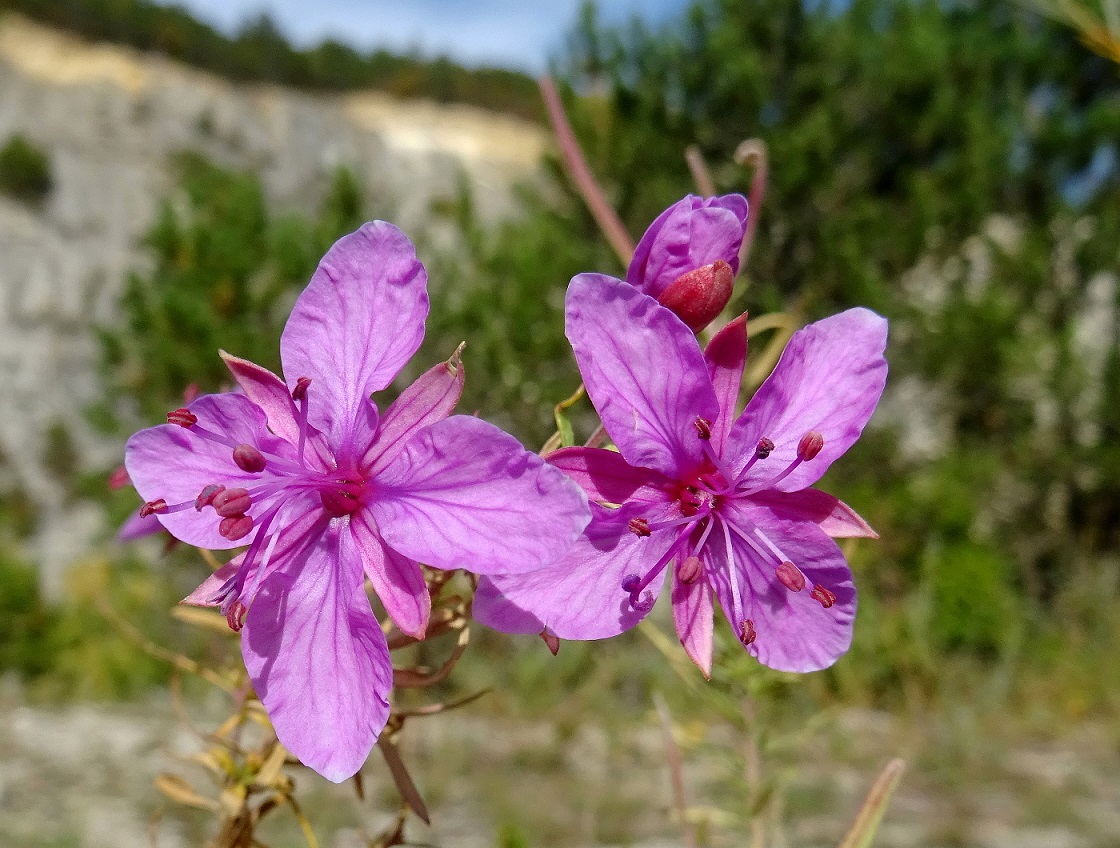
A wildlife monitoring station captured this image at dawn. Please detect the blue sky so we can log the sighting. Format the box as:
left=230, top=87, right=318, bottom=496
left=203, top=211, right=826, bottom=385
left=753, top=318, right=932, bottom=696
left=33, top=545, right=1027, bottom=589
left=165, top=0, right=690, bottom=71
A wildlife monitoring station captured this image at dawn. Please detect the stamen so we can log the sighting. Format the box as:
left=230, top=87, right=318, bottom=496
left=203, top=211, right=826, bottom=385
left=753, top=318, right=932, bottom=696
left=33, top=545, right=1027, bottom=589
left=810, top=585, right=836, bottom=608
left=693, top=417, right=712, bottom=440
left=233, top=443, right=267, bottom=473
left=291, top=377, right=311, bottom=402
left=293, top=377, right=311, bottom=464
left=628, top=517, right=652, bottom=537
left=756, top=437, right=775, bottom=459
left=225, top=600, right=247, bottom=632
left=797, top=431, right=825, bottom=461
left=677, top=555, right=702, bottom=584
left=698, top=441, right=735, bottom=495
left=620, top=523, right=695, bottom=608
left=167, top=408, right=197, bottom=428
left=219, top=514, right=253, bottom=541
left=775, top=561, right=806, bottom=592
left=739, top=619, right=757, bottom=646
left=195, top=484, right=225, bottom=510
left=212, top=488, right=252, bottom=518
left=139, top=499, right=167, bottom=517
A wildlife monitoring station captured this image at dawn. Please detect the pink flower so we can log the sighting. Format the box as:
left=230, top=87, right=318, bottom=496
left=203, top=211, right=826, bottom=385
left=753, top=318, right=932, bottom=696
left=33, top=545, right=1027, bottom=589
left=474, top=275, right=886, bottom=676
left=125, top=223, right=589, bottom=781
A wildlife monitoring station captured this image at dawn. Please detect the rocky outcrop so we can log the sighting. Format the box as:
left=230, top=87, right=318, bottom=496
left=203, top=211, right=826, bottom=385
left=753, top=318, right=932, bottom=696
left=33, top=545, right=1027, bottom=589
left=0, top=13, right=548, bottom=592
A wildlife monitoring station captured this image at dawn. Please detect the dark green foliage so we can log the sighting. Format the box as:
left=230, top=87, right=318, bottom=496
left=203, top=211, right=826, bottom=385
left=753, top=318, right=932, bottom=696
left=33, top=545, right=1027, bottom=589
left=96, top=152, right=366, bottom=427
left=0, top=133, right=52, bottom=204
left=0, top=0, right=543, bottom=120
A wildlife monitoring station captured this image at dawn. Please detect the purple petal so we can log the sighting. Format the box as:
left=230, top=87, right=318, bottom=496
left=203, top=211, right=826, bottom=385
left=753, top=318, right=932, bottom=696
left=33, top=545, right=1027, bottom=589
left=241, top=520, right=392, bottom=783
left=547, top=446, right=672, bottom=504
left=727, top=308, right=888, bottom=491
left=707, top=501, right=856, bottom=673
left=750, top=489, right=878, bottom=538
left=363, top=350, right=464, bottom=475
left=473, top=502, right=677, bottom=639
left=627, top=194, right=749, bottom=298
left=183, top=558, right=241, bottom=606
left=280, top=222, right=429, bottom=447
left=671, top=568, right=714, bottom=678
left=125, top=393, right=300, bottom=550
left=350, top=510, right=430, bottom=639
left=117, top=507, right=164, bottom=541
left=566, top=274, right=718, bottom=478
left=370, top=416, right=590, bottom=574
left=704, top=313, right=748, bottom=450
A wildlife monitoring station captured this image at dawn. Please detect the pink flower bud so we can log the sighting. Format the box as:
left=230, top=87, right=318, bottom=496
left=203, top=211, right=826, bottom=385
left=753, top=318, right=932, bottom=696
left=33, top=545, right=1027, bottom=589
left=656, top=260, right=735, bottom=332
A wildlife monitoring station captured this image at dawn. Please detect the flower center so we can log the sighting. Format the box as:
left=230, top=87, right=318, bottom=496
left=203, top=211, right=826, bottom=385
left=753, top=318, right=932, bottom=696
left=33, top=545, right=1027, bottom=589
left=320, top=478, right=366, bottom=517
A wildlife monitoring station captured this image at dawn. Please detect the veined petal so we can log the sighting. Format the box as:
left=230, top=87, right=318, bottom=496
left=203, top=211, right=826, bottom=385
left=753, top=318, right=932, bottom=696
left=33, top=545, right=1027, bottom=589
left=566, top=274, right=718, bottom=478
left=750, top=489, right=878, bottom=538
left=708, top=502, right=856, bottom=673
left=280, top=222, right=429, bottom=447
left=473, top=502, right=677, bottom=639
left=370, top=416, right=590, bottom=574
left=727, top=308, right=888, bottom=491
left=547, top=446, right=673, bottom=505
left=627, top=194, right=749, bottom=298
left=350, top=510, right=430, bottom=640
left=125, top=393, right=298, bottom=550
left=704, top=313, right=748, bottom=450
left=117, top=507, right=163, bottom=542
left=241, top=520, right=392, bottom=783
left=363, top=350, right=464, bottom=475
left=671, top=568, right=714, bottom=678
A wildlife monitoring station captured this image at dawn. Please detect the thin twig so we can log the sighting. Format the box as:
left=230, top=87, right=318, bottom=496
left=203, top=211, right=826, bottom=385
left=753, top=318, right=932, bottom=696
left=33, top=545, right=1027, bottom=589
left=654, top=693, right=698, bottom=848
left=539, top=76, right=635, bottom=265
left=685, top=145, right=717, bottom=197
left=734, top=139, right=769, bottom=270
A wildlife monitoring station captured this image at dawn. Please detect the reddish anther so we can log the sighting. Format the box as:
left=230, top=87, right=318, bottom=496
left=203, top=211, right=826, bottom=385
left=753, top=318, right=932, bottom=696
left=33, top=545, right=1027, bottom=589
left=225, top=600, right=248, bottom=632
left=219, top=514, right=254, bottom=541
left=656, top=259, right=735, bottom=332
left=108, top=465, right=130, bottom=490
left=139, top=499, right=168, bottom=518
left=195, top=484, right=225, bottom=511
left=233, top=443, right=267, bottom=473
left=539, top=629, right=560, bottom=656
left=810, top=584, right=836, bottom=608
left=739, top=619, right=757, bottom=646
left=628, top=517, right=652, bottom=537
left=756, top=437, right=775, bottom=459
left=797, top=431, right=825, bottom=461
left=292, top=376, right=312, bottom=401
left=775, top=561, right=806, bottom=592
left=693, top=417, right=712, bottom=440
left=677, top=555, right=702, bottom=584
left=167, top=407, right=197, bottom=428
left=212, top=487, right=252, bottom=518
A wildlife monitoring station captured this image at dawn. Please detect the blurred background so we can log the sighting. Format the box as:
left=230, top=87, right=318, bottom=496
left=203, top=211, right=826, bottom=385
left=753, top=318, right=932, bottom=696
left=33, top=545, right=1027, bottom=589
left=0, top=0, right=1118, bottom=846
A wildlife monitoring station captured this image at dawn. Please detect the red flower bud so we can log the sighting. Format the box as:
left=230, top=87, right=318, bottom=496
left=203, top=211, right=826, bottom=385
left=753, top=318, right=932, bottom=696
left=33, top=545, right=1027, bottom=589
left=656, top=260, right=735, bottom=332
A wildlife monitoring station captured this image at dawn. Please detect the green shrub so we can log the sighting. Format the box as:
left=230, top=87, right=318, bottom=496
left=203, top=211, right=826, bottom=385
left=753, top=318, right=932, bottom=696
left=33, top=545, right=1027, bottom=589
left=0, top=133, right=52, bottom=204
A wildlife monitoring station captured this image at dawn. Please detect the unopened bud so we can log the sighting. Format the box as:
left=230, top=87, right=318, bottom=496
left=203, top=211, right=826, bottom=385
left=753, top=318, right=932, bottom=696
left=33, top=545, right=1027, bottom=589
left=292, top=376, right=311, bottom=402
left=810, top=584, right=836, bottom=608
left=656, top=260, right=735, bottom=332
left=218, top=514, right=254, bottom=541
left=540, top=629, right=560, bottom=656
left=797, top=431, right=825, bottom=461
left=195, top=484, right=225, bottom=511
left=232, top=443, right=266, bottom=473
left=756, top=437, right=775, bottom=459
left=677, top=555, right=702, bottom=584
left=139, top=499, right=167, bottom=518
left=775, top=561, right=806, bottom=592
left=212, top=487, right=252, bottom=518
left=167, top=407, right=197, bottom=428
left=739, top=619, right=757, bottom=646
left=628, top=517, right=652, bottom=537
left=108, top=465, right=130, bottom=490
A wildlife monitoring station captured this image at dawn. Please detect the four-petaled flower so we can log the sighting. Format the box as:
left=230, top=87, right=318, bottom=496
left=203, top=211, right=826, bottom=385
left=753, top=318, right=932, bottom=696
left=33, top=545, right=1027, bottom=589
left=125, top=223, right=590, bottom=781
left=474, top=274, right=887, bottom=675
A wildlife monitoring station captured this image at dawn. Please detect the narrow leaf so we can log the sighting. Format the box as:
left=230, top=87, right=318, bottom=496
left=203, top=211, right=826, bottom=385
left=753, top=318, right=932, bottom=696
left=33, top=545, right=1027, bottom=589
left=837, top=758, right=906, bottom=848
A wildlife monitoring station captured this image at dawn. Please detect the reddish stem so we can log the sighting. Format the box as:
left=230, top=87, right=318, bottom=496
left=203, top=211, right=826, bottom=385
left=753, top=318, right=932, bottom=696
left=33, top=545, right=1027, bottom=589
left=734, top=138, right=768, bottom=269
